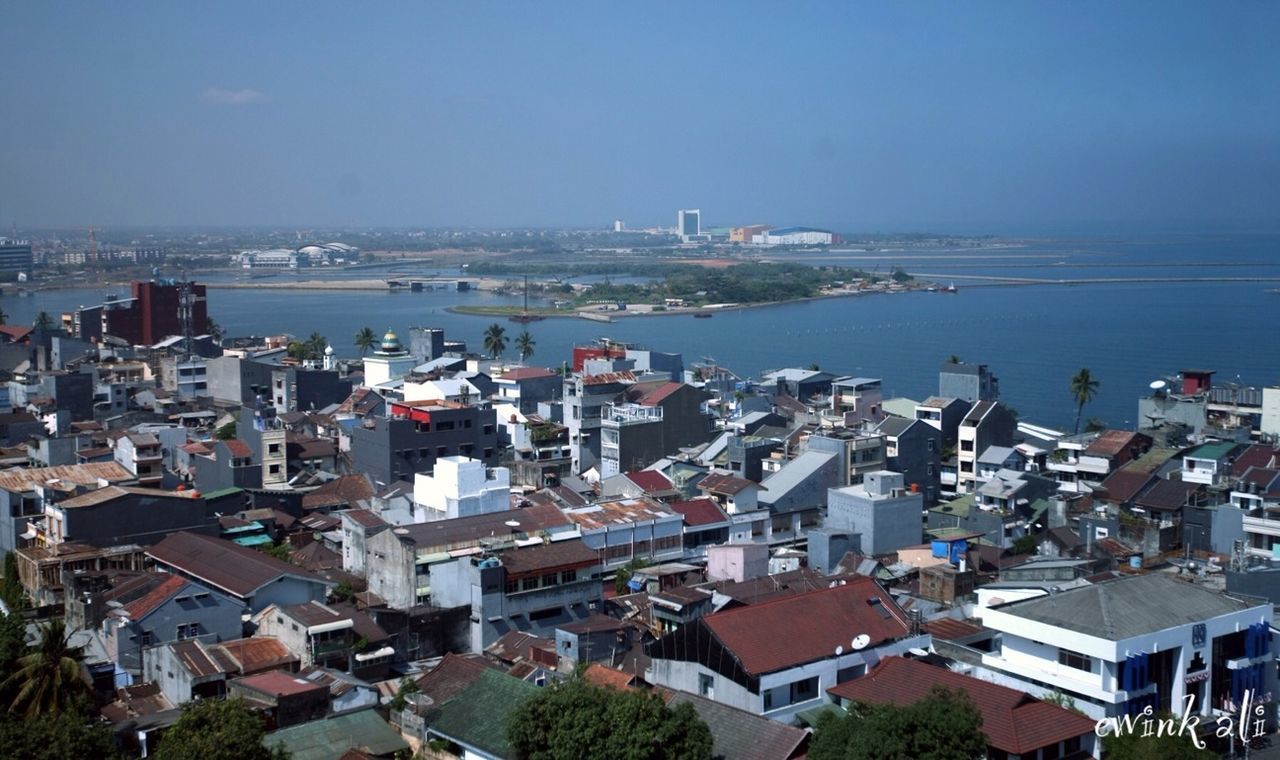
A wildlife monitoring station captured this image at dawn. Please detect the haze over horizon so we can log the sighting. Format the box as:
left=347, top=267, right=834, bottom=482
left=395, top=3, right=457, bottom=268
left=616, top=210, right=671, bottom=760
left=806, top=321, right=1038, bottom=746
left=2, top=2, right=1277, bottom=234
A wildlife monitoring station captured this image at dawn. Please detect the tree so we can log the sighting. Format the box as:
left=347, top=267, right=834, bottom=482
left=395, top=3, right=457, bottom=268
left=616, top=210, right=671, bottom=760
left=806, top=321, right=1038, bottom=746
left=515, top=330, right=536, bottom=361
left=306, top=332, right=327, bottom=358
left=0, top=610, right=26, bottom=678
left=388, top=677, right=419, bottom=712
left=1, top=619, right=89, bottom=718
left=1, top=550, right=22, bottom=611
left=1069, top=367, right=1100, bottom=435
left=214, top=421, right=237, bottom=441
left=483, top=323, right=507, bottom=359
left=0, top=707, right=120, bottom=760
left=1012, top=534, right=1039, bottom=555
left=33, top=312, right=54, bottom=331
left=614, top=557, right=650, bottom=595
left=506, top=678, right=712, bottom=760
left=947, top=354, right=962, bottom=364
left=810, top=686, right=986, bottom=760
left=154, top=697, right=289, bottom=760
left=261, top=542, right=292, bottom=564
left=1085, top=417, right=1108, bottom=433
left=206, top=317, right=223, bottom=343
left=354, top=326, right=377, bottom=357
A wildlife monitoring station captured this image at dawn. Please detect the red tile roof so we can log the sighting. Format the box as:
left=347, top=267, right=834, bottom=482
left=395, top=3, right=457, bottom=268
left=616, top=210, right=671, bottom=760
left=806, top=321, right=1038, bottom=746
left=638, top=382, right=685, bottom=406
left=624, top=470, right=675, bottom=494
left=582, top=663, right=637, bottom=691
left=1084, top=430, right=1147, bottom=459
left=0, top=325, right=33, bottom=342
left=1098, top=469, right=1153, bottom=504
left=921, top=618, right=986, bottom=641
left=216, top=636, right=298, bottom=675
left=414, top=653, right=494, bottom=700
left=222, top=438, right=253, bottom=459
left=303, top=474, right=375, bottom=510
left=1233, top=445, right=1280, bottom=478
left=122, top=574, right=188, bottom=620
left=703, top=578, right=910, bottom=675
left=669, top=498, right=729, bottom=527
left=233, top=669, right=326, bottom=698
left=829, top=657, right=1097, bottom=756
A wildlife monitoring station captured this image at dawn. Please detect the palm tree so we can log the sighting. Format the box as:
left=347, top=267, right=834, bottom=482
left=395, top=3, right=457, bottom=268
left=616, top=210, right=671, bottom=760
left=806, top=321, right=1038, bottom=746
left=947, top=354, right=962, bottom=364
left=515, top=330, right=535, bottom=362
left=2, top=618, right=88, bottom=718
left=33, top=312, right=53, bottom=331
left=483, top=323, right=507, bottom=359
left=306, top=332, right=327, bottom=359
left=354, top=326, right=376, bottom=357
left=1069, top=367, right=1100, bottom=434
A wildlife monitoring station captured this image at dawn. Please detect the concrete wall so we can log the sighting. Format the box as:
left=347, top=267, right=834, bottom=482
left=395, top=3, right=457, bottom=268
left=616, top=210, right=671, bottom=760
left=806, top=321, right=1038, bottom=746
left=55, top=492, right=220, bottom=548
left=827, top=485, right=924, bottom=556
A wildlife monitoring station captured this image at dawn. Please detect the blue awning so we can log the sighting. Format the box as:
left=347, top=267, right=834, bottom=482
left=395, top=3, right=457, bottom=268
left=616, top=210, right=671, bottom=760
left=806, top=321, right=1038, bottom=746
left=627, top=578, right=644, bottom=592
left=231, top=534, right=274, bottom=547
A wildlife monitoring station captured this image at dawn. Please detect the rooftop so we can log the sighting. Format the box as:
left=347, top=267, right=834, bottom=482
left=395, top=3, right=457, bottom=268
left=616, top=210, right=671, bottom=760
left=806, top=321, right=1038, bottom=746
left=419, top=667, right=540, bottom=759
left=993, top=573, right=1265, bottom=640
left=697, top=472, right=757, bottom=496
left=496, top=539, right=599, bottom=577
left=390, top=503, right=570, bottom=551
left=266, top=707, right=407, bottom=760
left=1084, top=430, right=1147, bottom=458
left=669, top=497, right=729, bottom=527
left=623, top=470, right=675, bottom=494
left=701, top=578, right=910, bottom=675
left=563, top=496, right=676, bottom=531
left=234, top=669, right=327, bottom=699
left=1187, top=441, right=1238, bottom=461
left=0, top=462, right=133, bottom=493
left=829, top=657, right=1097, bottom=756
left=665, top=691, right=808, bottom=760
left=147, top=532, right=330, bottom=598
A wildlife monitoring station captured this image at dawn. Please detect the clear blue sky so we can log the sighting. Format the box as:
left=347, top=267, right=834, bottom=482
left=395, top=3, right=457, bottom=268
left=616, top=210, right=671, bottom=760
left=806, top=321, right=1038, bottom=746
left=2, top=2, right=1277, bottom=232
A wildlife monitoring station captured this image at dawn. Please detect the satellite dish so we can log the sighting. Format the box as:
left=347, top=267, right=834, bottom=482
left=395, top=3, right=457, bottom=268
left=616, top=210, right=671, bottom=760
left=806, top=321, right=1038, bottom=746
left=851, top=634, right=870, bottom=651
left=1149, top=380, right=1167, bottom=391
left=835, top=645, right=844, bottom=656
left=504, top=520, right=521, bottom=528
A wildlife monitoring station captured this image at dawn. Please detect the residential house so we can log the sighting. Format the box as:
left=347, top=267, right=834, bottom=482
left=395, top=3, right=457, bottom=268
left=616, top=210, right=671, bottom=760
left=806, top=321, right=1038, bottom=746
left=1183, top=441, right=1243, bottom=486
left=756, top=450, right=837, bottom=542
left=826, top=471, right=924, bottom=556
left=253, top=601, right=393, bottom=677
left=103, top=574, right=246, bottom=672
left=413, top=456, right=511, bottom=520
left=34, top=485, right=231, bottom=550
left=147, top=531, right=333, bottom=612
left=938, top=360, right=1000, bottom=403
left=348, top=400, right=499, bottom=487
left=397, top=654, right=538, bottom=760
left=144, top=638, right=237, bottom=705
left=914, top=396, right=972, bottom=448
left=646, top=578, right=930, bottom=722
left=0, top=461, right=135, bottom=554
left=957, top=401, right=1016, bottom=493
left=564, top=370, right=637, bottom=474
left=561, top=495, right=684, bottom=571
left=696, top=472, right=761, bottom=514
left=493, top=367, right=561, bottom=414
left=228, top=670, right=330, bottom=730
left=670, top=498, right=732, bottom=556
left=828, top=376, right=885, bottom=426
left=665, top=692, right=809, bottom=760
left=599, top=382, right=713, bottom=478
left=266, top=708, right=408, bottom=760
left=877, top=416, right=942, bottom=504
left=430, top=538, right=603, bottom=652
left=362, top=503, right=573, bottom=609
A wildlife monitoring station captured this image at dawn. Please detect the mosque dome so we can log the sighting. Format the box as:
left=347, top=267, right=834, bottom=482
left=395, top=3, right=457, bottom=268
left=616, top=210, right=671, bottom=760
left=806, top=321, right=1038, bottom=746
left=324, top=344, right=335, bottom=356
left=380, top=330, right=402, bottom=353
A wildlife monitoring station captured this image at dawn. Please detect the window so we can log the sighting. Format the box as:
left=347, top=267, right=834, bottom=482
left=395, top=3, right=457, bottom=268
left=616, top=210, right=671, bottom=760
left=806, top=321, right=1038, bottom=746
left=529, top=606, right=562, bottom=622
left=139, top=631, right=155, bottom=646
left=269, top=464, right=281, bottom=474
left=927, top=439, right=936, bottom=452
left=927, top=464, right=935, bottom=476
left=790, top=676, right=819, bottom=703
left=268, top=443, right=281, bottom=455
left=560, top=569, right=578, bottom=584
left=483, top=424, right=495, bottom=435
left=522, top=577, right=539, bottom=591
left=176, top=622, right=200, bottom=640
left=698, top=674, right=714, bottom=697
left=463, top=419, right=472, bottom=429
left=437, top=446, right=449, bottom=457
left=541, top=573, right=558, bottom=588
left=1058, top=648, right=1091, bottom=672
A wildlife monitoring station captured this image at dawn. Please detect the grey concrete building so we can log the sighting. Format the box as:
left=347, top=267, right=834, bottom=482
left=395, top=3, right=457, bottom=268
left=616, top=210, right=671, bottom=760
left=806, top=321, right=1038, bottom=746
left=147, top=532, right=332, bottom=613
left=0, top=462, right=136, bottom=555
left=826, top=471, right=924, bottom=556
left=105, top=575, right=246, bottom=672
left=348, top=400, right=499, bottom=487
left=565, top=370, right=636, bottom=474
left=939, top=361, right=999, bottom=403
left=41, top=486, right=234, bottom=549
left=206, top=355, right=278, bottom=406
left=877, top=417, right=942, bottom=504
left=599, top=382, right=713, bottom=478
left=271, top=366, right=353, bottom=413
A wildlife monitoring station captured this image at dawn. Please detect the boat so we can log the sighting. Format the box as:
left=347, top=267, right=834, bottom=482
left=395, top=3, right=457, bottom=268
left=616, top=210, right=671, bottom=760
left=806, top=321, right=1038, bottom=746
left=693, top=312, right=712, bottom=318
left=509, top=275, right=545, bottom=323
left=942, top=282, right=958, bottom=293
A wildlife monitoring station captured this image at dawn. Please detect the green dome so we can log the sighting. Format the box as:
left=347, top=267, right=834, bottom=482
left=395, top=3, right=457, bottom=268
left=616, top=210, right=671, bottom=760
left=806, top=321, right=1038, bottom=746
left=380, top=330, right=402, bottom=353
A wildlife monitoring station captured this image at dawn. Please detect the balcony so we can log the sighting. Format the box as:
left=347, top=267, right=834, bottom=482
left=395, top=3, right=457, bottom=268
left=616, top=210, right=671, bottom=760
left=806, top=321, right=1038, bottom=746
left=602, top=404, right=663, bottom=426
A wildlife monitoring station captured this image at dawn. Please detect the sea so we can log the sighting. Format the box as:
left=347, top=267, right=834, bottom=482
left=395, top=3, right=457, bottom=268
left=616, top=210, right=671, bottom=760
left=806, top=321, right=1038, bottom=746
left=4, top=234, right=1277, bottom=432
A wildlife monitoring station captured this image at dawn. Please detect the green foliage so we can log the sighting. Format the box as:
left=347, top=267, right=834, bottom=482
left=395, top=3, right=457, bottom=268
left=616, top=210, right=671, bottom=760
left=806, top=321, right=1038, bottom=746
left=0, top=706, right=120, bottom=759
left=1070, top=367, right=1100, bottom=435
left=1100, top=716, right=1215, bottom=759
left=388, top=677, right=419, bottom=712
left=354, top=326, right=377, bottom=357
left=154, top=697, right=289, bottom=760
left=1012, top=534, right=1039, bottom=555
left=1, top=618, right=89, bottom=719
left=1085, top=417, right=1108, bottom=433
left=810, top=687, right=987, bottom=760
left=515, top=329, right=536, bottom=361
left=214, top=422, right=237, bottom=441
left=506, top=678, right=712, bottom=760
left=261, top=542, right=293, bottom=564
left=33, top=312, right=54, bottom=331
left=331, top=581, right=355, bottom=603
left=1, top=550, right=22, bottom=610
left=206, top=317, right=223, bottom=343
left=0, top=609, right=27, bottom=677
left=891, top=268, right=913, bottom=282
left=613, top=557, right=650, bottom=596
left=483, top=323, right=508, bottom=359
left=1041, top=689, right=1084, bottom=715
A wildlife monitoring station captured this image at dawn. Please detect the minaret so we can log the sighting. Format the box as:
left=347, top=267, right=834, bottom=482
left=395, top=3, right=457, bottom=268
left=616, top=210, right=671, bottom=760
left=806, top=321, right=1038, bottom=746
left=323, top=344, right=335, bottom=371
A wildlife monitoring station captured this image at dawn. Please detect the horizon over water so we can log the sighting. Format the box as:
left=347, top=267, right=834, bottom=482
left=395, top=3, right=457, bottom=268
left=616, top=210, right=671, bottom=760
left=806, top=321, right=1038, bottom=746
left=6, top=233, right=1277, bottom=432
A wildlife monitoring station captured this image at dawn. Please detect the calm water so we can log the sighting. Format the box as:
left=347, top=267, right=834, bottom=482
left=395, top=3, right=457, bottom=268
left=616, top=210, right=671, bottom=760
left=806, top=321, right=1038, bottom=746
left=6, top=235, right=1278, bottom=431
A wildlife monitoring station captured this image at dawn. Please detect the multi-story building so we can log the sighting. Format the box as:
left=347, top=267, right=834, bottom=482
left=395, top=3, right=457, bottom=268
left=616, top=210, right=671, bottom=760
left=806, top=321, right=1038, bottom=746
left=271, top=366, right=352, bottom=413
left=807, top=429, right=886, bottom=486
left=147, top=532, right=332, bottom=613
left=939, top=360, right=999, bottom=403
left=413, top=456, right=511, bottom=520
left=159, top=355, right=209, bottom=399
left=430, top=538, right=603, bottom=652
left=877, top=417, right=942, bottom=504
left=114, top=432, right=165, bottom=486
left=362, top=330, right=417, bottom=387
left=565, top=370, right=636, bottom=474
left=80, top=280, right=209, bottom=346
left=599, top=382, right=712, bottom=478
left=0, top=238, right=34, bottom=272
left=957, top=401, right=1016, bottom=493
left=914, top=396, right=972, bottom=448
left=826, top=471, right=924, bottom=556
left=104, top=575, right=245, bottom=672
left=828, top=376, right=884, bottom=426
left=978, top=573, right=1274, bottom=721
left=0, top=462, right=135, bottom=554
left=493, top=367, right=561, bottom=414
left=677, top=209, right=701, bottom=241
left=348, top=400, right=498, bottom=487
left=561, top=495, right=684, bottom=570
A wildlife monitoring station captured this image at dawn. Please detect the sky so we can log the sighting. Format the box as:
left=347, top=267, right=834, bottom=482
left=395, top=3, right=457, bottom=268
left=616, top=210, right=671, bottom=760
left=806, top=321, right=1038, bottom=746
left=2, top=2, right=1278, bottom=233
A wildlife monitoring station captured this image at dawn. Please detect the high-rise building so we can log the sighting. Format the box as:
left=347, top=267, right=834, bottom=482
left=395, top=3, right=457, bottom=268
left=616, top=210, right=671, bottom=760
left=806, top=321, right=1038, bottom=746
left=613, top=219, right=625, bottom=232
left=0, top=239, right=33, bottom=272
left=677, top=209, right=700, bottom=241
left=85, top=280, right=209, bottom=346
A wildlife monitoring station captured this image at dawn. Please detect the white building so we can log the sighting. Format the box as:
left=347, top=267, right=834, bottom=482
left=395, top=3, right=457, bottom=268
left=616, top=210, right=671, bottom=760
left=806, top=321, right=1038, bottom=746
left=413, top=456, right=510, bottom=520
left=978, top=573, right=1274, bottom=720
left=677, top=209, right=701, bottom=242
left=362, top=330, right=417, bottom=387
left=754, top=227, right=836, bottom=246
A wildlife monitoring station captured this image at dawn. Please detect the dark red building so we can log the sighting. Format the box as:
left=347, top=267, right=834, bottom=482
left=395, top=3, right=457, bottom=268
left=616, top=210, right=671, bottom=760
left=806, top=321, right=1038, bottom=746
left=104, top=281, right=208, bottom=346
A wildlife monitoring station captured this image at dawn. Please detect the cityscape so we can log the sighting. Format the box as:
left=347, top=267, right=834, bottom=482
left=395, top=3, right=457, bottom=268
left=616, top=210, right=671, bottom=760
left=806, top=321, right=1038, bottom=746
left=1, top=3, right=1278, bottom=760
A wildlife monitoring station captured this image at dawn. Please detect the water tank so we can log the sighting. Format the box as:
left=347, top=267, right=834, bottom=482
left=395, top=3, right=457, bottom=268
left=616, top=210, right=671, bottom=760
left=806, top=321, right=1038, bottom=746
left=1129, top=556, right=1142, bottom=569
